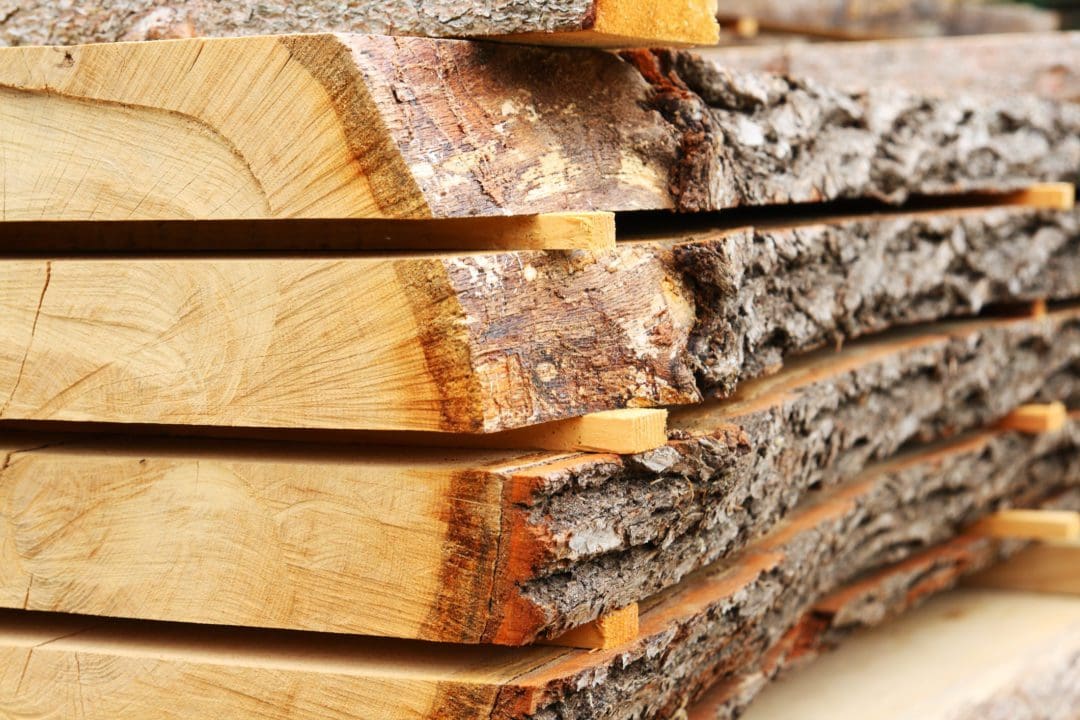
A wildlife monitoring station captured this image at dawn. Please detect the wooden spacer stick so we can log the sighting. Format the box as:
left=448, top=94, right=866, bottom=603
left=496, top=0, right=720, bottom=47
left=964, top=542, right=1080, bottom=596
left=544, top=603, right=640, bottom=650
left=719, top=17, right=760, bottom=37
left=998, top=402, right=1068, bottom=434
left=478, top=409, right=669, bottom=454
left=1000, top=182, right=1075, bottom=211
left=970, top=510, right=1080, bottom=542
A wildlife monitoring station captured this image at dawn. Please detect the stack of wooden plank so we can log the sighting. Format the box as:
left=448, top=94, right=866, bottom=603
left=1, top=3, right=1078, bottom=718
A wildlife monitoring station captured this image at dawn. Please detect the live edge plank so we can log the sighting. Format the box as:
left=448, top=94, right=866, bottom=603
left=0, top=252, right=698, bottom=433
left=0, top=0, right=719, bottom=47
left=1, top=34, right=1076, bottom=222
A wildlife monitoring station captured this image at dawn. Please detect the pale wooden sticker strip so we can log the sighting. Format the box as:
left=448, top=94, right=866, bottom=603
left=497, top=0, right=720, bottom=47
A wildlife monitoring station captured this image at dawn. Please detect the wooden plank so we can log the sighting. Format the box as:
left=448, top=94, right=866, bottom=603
left=0, top=316, right=1075, bottom=647
left=0, top=212, right=616, bottom=254
left=965, top=542, right=1080, bottom=596
left=714, top=0, right=1060, bottom=40
left=969, top=509, right=1080, bottom=542
left=998, top=402, right=1068, bottom=434
left=0, top=35, right=1075, bottom=222
left=698, top=31, right=1080, bottom=101
left=0, top=251, right=700, bottom=433
left=0, top=0, right=719, bottom=47
left=4, top=209, right=1079, bottom=433
left=0, top=436, right=521, bottom=644
left=544, top=604, right=639, bottom=649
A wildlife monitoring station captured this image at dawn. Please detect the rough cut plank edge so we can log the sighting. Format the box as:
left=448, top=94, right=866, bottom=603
left=998, top=402, right=1068, bottom=434
left=970, top=510, right=1080, bottom=542
left=695, top=32, right=1080, bottom=102
left=543, top=603, right=639, bottom=649
left=1, top=34, right=1077, bottom=223
left=965, top=542, right=1080, bottom=596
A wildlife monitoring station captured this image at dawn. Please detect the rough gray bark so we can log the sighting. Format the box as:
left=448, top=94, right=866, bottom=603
left=688, top=534, right=1009, bottom=718
left=622, top=48, right=1080, bottom=211
left=679, top=209, right=1080, bottom=396
left=695, top=490, right=1080, bottom=720
left=698, top=32, right=1080, bottom=101
left=508, top=312, right=1080, bottom=638
left=0, top=0, right=599, bottom=46
left=715, top=0, right=1059, bottom=37
left=513, top=422, right=1080, bottom=720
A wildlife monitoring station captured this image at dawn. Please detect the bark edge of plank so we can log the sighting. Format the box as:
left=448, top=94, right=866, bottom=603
left=543, top=603, right=640, bottom=649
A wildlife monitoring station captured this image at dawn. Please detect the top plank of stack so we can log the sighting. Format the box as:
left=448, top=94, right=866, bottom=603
left=1, top=29, right=1077, bottom=223
left=0, top=0, right=721, bottom=47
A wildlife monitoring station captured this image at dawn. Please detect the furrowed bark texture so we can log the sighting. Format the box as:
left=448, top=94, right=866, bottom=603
left=1038, top=359, right=1080, bottom=408
left=622, top=48, right=1080, bottom=211
left=679, top=209, right=1080, bottom=396
left=699, top=32, right=1080, bottom=101
left=508, top=423, right=1080, bottom=720
left=715, top=0, right=1059, bottom=37
left=0, top=0, right=599, bottom=45
left=3, top=35, right=1077, bottom=221
left=690, top=535, right=1009, bottom=719
left=500, top=313, right=1080, bottom=639
left=696, top=489, right=1080, bottom=720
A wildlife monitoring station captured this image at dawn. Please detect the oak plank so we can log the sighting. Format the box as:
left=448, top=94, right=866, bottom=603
left=0, top=35, right=1076, bottom=221
left=698, top=31, right=1080, bottom=101
left=3, top=206, right=1079, bottom=433
left=0, top=0, right=719, bottom=47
